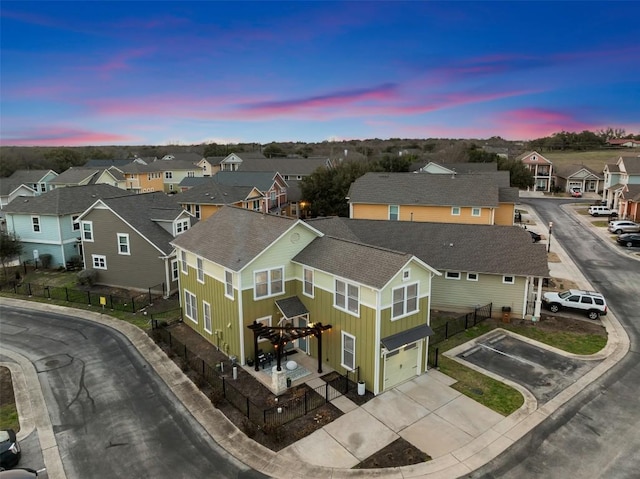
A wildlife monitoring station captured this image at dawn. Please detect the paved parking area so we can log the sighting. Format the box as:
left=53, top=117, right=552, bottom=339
left=457, top=332, right=601, bottom=404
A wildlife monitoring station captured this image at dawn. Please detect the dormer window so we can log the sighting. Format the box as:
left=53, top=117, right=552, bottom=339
left=532, top=155, right=537, bottom=161
left=175, top=219, right=190, bottom=235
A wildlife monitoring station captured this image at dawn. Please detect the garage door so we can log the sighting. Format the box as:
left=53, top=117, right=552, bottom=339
left=383, top=342, right=421, bottom=390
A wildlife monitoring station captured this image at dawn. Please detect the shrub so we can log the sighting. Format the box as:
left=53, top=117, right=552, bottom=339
left=39, top=254, right=53, bottom=269
left=77, top=268, right=98, bottom=286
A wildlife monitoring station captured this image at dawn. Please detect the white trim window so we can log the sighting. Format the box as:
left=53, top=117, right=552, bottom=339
left=451, top=207, right=461, bottom=216
left=171, top=259, right=179, bottom=281
left=445, top=271, right=461, bottom=280
left=184, top=290, right=198, bottom=323
left=197, top=257, right=204, bottom=283
left=467, top=272, right=478, bottom=281
left=392, top=283, right=418, bottom=319
left=254, top=267, right=284, bottom=299
left=303, top=267, right=314, bottom=297
left=225, top=270, right=234, bottom=299
left=175, top=219, right=189, bottom=235
left=31, top=216, right=41, bottom=232
left=82, top=221, right=94, bottom=241
left=341, top=332, right=356, bottom=371
left=503, top=275, right=515, bottom=284
left=472, top=207, right=481, bottom=217
left=255, top=316, right=272, bottom=342
left=203, top=301, right=212, bottom=333
left=117, top=233, right=130, bottom=255
left=389, top=205, right=399, bottom=221
left=165, top=171, right=173, bottom=179
left=181, top=250, right=188, bottom=273
left=194, top=204, right=201, bottom=219
left=335, top=279, right=359, bottom=315
left=402, top=269, right=410, bottom=281
left=72, top=215, right=80, bottom=231
left=92, top=254, right=107, bottom=270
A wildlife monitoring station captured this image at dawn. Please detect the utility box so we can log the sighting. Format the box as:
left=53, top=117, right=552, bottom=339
left=501, top=306, right=511, bottom=323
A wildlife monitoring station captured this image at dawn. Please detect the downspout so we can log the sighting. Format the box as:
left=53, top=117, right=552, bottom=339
left=373, top=288, right=381, bottom=395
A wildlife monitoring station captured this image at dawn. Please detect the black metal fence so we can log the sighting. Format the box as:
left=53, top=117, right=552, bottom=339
left=0, top=281, right=165, bottom=313
left=151, top=325, right=358, bottom=428
left=428, top=302, right=493, bottom=367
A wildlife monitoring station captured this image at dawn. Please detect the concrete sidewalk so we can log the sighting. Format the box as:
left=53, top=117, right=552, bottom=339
left=0, top=200, right=631, bottom=479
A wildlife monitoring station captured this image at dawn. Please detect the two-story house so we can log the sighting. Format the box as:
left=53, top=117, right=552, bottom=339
left=347, top=172, right=519, bottom=226
left=3, top=184, right=131, bottom=269
left=603, top=156, right=640, bottom=221
left=48, top=167, right=124, bottom=189
left=552, top=164, right=604, bottom=195
left=171, top=206, right=441, bottom=396
left=1, top=169, right=58, bottom=199
left=76, top=192, right=193, bottom=296
left=154, top=159, right=205, bottom=193
left=211, top=171, right=288, bottom=215
left=519, top=151, right=553, bottom=192
left=120, top=162, right=166, bottom=193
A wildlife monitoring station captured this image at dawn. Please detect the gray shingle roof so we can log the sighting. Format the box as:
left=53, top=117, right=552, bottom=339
left=347, top=172, right=505, bottom=207
left=49, top=167, right=102, bottom=185
left=212, top=171, right=282, bottom=191
left=0, top=179, right=35, bottom=196
left=6, top=169, right=57, bottom=183
left=98, top=192, right=186, bottom=254
left=237, top=156, right=329, bottom=176
left=177, top=178, right=256, bottom=205
left=293, top=236, right=413, bottom=289
left=307, top=217, right=549, bottom=277
left=553, top=164, right=603, bottom=179
left=171, top=206, right=298, bottom=271
left=3, top=184, right=131, bottom=214
left=621, top=156, right=640, bottom=174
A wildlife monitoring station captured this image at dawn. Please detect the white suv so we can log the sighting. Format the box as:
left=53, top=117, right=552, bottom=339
left=542, top=289, right=607, bottom=320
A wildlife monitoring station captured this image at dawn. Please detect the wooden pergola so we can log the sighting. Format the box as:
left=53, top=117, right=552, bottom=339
left=247, top=321, right=332, bottom=373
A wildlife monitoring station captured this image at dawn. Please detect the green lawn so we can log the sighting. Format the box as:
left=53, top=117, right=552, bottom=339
left=542, top=150, right=622, bottom=173
left=0, top=404, right=19, bottom=431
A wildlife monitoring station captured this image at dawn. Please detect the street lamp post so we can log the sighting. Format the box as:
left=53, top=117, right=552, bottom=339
left=548, top=221, right=553, bottom=253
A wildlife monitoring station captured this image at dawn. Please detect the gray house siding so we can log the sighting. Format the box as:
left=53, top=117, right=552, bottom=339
left=82, top=209, right=169, bottom=292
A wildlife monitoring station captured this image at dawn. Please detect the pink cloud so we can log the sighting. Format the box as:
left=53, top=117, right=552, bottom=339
left=1, top=127, right=137, bottom=147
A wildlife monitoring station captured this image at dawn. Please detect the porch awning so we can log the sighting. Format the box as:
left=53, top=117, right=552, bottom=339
left=275, top=296, right=309, bottom=319
left=381, top=324, right=434, bottom=352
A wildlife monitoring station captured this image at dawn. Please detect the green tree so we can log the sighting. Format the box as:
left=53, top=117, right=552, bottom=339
left=44, top=148, right=84, bottom=172
left=497, top=158, right=534, bottom=189
left=468, top=147, right=499, bottom=163
left=0, top=231, right=23, bottom=282
left=262, top=143, right=286, bottom=158
left=378, top=154, right=413, bottom=172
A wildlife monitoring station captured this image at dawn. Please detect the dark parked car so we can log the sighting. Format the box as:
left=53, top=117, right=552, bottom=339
left=0, top=430, right=20, bottom=470
left=0, top=469, right=46, bottom=478
left=529, top=230, right=542, bottom=243
left=616, top=233, right=640, bottom=247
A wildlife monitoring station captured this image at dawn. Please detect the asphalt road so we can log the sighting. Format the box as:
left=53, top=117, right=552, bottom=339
left=0, top=306, right=267, bottom=479
left=472, top=199, right=640, bottom=479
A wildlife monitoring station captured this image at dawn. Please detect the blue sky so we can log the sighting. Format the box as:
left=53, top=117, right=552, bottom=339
left=1, top=1, right=638, bottom=146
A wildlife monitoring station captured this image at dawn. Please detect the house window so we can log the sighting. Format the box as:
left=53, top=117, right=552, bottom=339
left=402, top=269, right=410, bottom=281
left=451, top=207, right=461, bottom=216
left=117, top=234, right=130, bottom=255
left=445, top=271, right=460, bottom=280
left=303, top=268, right=314, bottom=297
left=472, top=207, right=481, bottom=217
left=197, top=257, right=204, bottom=283
left=254, top=267, right=284, bottom=298
left=335, top=279, right=359, bottom=315
left=165, top=171, right=173, bottom=179
left=467, top=272, right=478, bottom=281
left=225, top=270, right=234, bottom=299
left=72, top=215, right=80, bottom=231
left=82, top=221, right=93, bottom=241
left=187, top=171, right=195, bottom=178
left=203, top=301, right=212, bottom=333
left=255, top=316, right=271, bottom=342
left=341, top=332, right=356, bottom=371
left=503, top=275, right=515, bottom=284
left=389, top=205, right=399, bottom=221
left=181, top=250, right=188, bottom=273
left=184, top=290, right=197, bottom=323
left=252, top=200, right=261, bottom=211
left=171, top=259, right=179, bottom=281
left=40, top=183, right=46, bottom=192
left=92, top=254, right=107, bottom=270
left=392, top=283, right=418, bottom=319
left=194, top=204, right=201, bottom=219
left=31, top=216, right=40, bottom=232
left=175, top=219, right=189, bottom=235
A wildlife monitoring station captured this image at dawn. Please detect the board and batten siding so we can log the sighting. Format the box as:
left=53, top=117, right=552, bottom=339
left=431, top=272, right=526, bottom=318
left=180, top=262, right=241, bottom=358
left=82, top=208, right=168, bottom=291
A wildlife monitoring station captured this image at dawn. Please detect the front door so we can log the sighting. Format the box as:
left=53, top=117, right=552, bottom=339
left=296, top=315, right=309, bottom=354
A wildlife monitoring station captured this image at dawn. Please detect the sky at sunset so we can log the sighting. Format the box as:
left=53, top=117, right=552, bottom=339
left=1, top=1, right=639, bottom=147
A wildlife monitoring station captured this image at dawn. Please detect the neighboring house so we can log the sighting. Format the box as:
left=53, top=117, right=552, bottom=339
left=49, top=167, right=126, bottom=189
left=153, top=159, right=204, bottom=193
left=160, top=152, right=204, bottom=163
left=347, top=172, right=519, bottom=226
left=0, top=182, right=36, bottom=211
left=552, top=164, right=604, bottom=194
left=233, top=155, right=330, bottom=181
left=519, top=151, right=553, bottom=192
left=1, top=169, right=58, bottom=196
left=417, top=162, right=498, bottom=174
left=84, top=158, right=147, bottom=168
left=3, top=185, right=131, bottom=269
left=307, top=217, right=549, bottom=321
left=607, top=139, right=640, bottom=148
left=76, top=192, right=193, bottom=296
left=171, top=206, right=441, bottom=396
left=197, top=157, right=224, bottom=177
left=212, top=171, right=289, bottom=215
left=119, top=162, right=166, bottom=193
left=219, top=152, right=267, bottom=172
left=177, top=178, right=267, bottom=221
left=603, top=156, right=640, bottom=221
